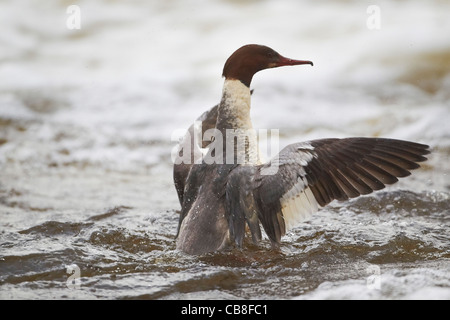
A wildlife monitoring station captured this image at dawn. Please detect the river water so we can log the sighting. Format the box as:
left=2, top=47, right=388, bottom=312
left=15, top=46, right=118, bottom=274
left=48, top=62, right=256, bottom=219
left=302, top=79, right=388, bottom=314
left=0, top=0, right=449, bottom=300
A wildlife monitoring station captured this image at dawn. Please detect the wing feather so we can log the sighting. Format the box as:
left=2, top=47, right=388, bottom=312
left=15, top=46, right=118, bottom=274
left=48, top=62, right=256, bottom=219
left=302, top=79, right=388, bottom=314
left=245, top=137, right=430, bottom=246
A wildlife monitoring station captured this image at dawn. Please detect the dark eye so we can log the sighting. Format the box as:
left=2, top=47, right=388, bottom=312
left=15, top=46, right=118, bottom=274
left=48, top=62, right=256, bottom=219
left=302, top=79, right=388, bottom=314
left=266, top=51, right=278, bottom=59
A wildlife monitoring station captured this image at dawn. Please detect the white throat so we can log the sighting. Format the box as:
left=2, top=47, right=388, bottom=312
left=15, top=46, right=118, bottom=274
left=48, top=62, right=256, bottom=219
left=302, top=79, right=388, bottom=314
left=216, top=79, right=261, bottom=165
left=217, top=79, right=252, bottom=130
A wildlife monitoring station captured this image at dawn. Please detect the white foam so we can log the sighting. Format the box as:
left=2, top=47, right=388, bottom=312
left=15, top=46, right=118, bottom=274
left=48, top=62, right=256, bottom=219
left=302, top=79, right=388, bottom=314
left=295, top=266, right=450, bottom=300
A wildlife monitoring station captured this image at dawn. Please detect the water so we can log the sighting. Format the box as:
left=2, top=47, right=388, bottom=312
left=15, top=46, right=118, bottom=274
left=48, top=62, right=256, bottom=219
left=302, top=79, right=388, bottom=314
left=1, top=0, right=449, bottom=300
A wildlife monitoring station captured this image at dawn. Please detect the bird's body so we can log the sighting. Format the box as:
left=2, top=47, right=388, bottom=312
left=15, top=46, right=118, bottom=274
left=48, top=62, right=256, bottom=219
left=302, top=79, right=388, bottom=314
left=173, top=44, right=430, bottom=255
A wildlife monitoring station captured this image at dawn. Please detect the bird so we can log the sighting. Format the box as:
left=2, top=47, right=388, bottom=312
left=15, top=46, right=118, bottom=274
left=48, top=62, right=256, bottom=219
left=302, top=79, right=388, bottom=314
left=173, top=44, right=430, bottom=255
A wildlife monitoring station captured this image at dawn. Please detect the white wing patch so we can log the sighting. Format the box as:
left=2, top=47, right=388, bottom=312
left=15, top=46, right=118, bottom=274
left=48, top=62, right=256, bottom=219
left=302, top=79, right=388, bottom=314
left=279, top=145, right=319, bottom=231
left=280, top=177, right=319, bottom=230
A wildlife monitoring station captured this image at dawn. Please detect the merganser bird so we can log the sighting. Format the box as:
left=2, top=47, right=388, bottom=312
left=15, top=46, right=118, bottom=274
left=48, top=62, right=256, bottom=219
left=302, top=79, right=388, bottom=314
left=173, top=44, right=430, bottom=255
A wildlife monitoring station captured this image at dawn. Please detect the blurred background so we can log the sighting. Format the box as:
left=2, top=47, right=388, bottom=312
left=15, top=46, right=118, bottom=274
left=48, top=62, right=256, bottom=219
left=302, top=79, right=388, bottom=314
left=0, top=0, right=449, bottom=299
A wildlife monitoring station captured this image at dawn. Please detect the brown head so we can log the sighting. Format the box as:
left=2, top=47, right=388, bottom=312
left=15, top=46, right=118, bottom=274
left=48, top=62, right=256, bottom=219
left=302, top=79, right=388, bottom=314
left=222, top=44, right=313, bottom=87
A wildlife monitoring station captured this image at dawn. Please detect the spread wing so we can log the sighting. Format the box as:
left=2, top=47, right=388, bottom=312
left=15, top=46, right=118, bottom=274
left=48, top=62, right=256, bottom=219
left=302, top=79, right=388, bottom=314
left=173, top=104, right=218, bottom=205
left=226, top=137, right=430, bottom=247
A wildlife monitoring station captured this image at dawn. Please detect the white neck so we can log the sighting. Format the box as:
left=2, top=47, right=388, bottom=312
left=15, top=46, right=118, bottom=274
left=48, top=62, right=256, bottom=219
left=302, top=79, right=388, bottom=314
left=216, top=79, right=252, bottom=131
left=215, top=79, right=260, bottom=165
